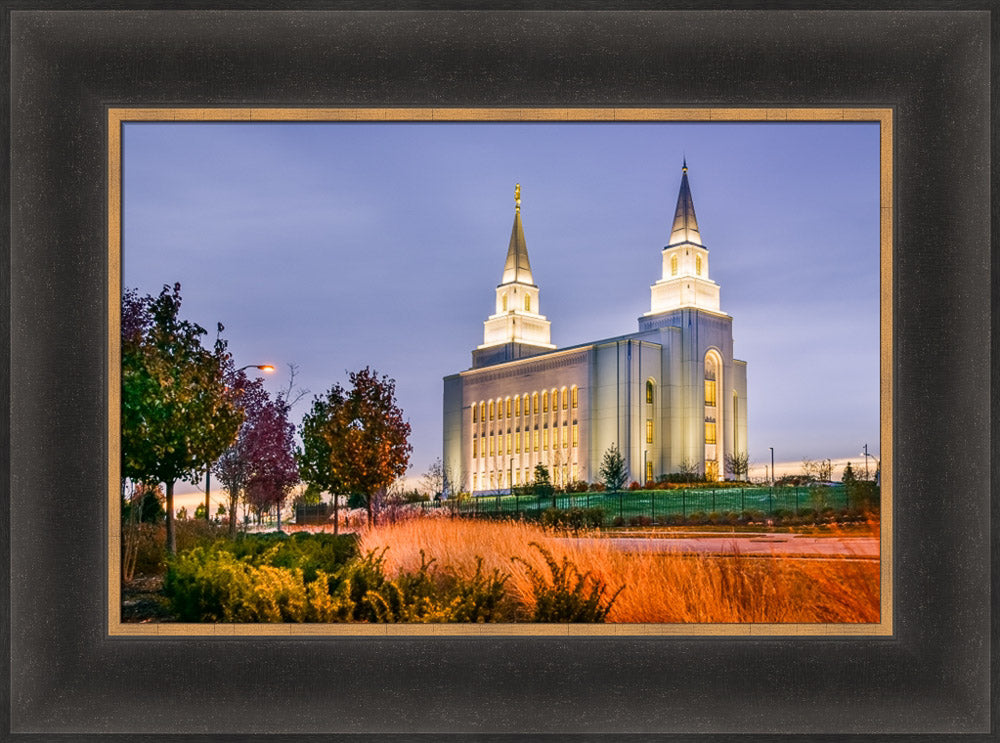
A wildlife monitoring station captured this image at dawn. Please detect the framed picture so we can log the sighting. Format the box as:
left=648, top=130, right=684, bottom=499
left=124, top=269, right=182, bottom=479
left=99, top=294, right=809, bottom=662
left=5, top=6, right=993, bottom=740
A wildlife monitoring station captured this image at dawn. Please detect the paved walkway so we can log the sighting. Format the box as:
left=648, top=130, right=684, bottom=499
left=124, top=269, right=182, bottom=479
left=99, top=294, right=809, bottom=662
left=558, top=533, right=879, bottom=559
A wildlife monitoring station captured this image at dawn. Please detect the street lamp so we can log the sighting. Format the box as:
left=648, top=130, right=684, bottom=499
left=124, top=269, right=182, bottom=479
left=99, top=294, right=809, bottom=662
left=861, top=443, right=871, bottom=480
left=769, top=446, right=775, bottom=514
left=206, top=363, right=276, bottom=521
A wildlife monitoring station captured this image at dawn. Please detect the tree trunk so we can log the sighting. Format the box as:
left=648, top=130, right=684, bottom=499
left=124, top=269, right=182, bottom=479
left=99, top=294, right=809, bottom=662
left=205, top=470, right=211, bottom=521
left=229, top=490, right=238, bottom=539
left=276, top=501, right=282, bottom=532
left=165, top=480, right=176, bottom=554
left=367, top=495, right=375, bottom=527
left=332, top=495, right=339, bottom=536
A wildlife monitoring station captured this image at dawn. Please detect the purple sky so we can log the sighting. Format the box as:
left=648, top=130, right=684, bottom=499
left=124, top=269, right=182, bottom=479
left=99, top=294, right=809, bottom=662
left=122, top=121, right=881, bottom=488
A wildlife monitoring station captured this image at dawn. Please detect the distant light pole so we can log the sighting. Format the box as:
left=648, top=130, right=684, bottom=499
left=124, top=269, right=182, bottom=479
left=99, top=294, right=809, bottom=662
left=862, top=443, right=871, bottom=480
left=769, top=446, right=775, bottom=513
left=206, top=363, right=275, bottom=521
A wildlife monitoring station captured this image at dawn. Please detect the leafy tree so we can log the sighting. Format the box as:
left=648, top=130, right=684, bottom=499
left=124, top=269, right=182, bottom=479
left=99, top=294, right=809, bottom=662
left=121, top=284, right=243, bottom=553
left=214, top=372, right=269, bottom=538
left=724, top=450, right=750, bottom=481
left=298, top=385, right=347, bottom=533
left=298, top=367, right=412, bottom=528
left=242, top=393, right=300, bottom=531
left=599, top=444, right=628, bottom=495
left=532, top=463, right=555, bottom=507
left=842, top=461, right=856, bottom=485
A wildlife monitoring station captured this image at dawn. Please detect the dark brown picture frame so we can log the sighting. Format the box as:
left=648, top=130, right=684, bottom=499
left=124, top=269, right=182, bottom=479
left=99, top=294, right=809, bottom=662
left=4, top=5, right=994, bottom=740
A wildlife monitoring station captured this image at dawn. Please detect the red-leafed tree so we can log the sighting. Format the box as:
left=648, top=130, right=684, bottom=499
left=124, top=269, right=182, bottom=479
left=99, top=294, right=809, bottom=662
left=213, top=372, right=268, bottom=537
left=242, top=393, right=300, bottom=530
left=298, top=367, right=412, bottom=528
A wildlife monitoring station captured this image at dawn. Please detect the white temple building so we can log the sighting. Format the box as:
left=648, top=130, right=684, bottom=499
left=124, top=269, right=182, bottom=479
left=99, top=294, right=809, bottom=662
left=443, top=163, right=748, bottom=493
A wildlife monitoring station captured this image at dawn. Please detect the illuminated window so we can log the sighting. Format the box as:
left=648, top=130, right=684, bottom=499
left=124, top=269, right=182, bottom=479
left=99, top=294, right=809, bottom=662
left=696, top=255, right=702, bottom=275
left=532, top=392, right=538, bottom=414
left=505, top=398, right=511, bottom=418
left=473, top=405, right=478, bottom=423
left=473, top=474, right=478, bottom=490
left=533, top=430, right=539, bottom=451
left=671, top=254, right=678, bottom=276
left=506, top=433, right=512, bottom=453
left=542, top=391, right=548, bottom=412
left=646, top=419, right=653, bottom=444
left=490, top=473, right=495, bottom=488
left=704, top=379, right=717, bottom=407
left=705, top=422, right=717, bottom=445
left=481, top=435, right=485, bottom=457
left=515, top=470, right=521, bottom=486
left=543, top=429, right=549, bottom=450
left=489, top=401, right=494, bottom=420
left=571, top=386, right=578, bottom=408
left=572, top=423, right=578, bottom=448
left=562, top=425, right=568, bottom=448
left=562, top=388, right=568, bottom=409
left=480, top=402, right=486, bottom=421
left=515, top=396, right=520, bottom=416
left=646, top=460, right=654, bottom=482
left=516, top=433, right=521, bottom=453
left=646, top=380, right=654, bottom=405
left=525, top=295, right=531, bottom=311
left=473, top=438, right=478, bottom=458
left=499, top=471, right=504, bottom=487
left=502, top=295, right=508, bottom=311
left=489, top=436, right=495, bottom=456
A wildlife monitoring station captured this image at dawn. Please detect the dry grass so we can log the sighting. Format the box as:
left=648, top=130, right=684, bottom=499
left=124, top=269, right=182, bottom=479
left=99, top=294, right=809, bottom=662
left=358, top=517, right=880, bottom=623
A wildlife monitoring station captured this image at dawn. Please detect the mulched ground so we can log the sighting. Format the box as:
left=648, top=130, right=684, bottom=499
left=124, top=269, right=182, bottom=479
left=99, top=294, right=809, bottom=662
left=121, top=574, right=177, bottom=622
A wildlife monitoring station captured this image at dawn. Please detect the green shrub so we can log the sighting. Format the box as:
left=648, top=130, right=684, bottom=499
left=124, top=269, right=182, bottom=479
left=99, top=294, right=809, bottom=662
left=540, top=507, right=605, bottom=531
left=687, top=511, right=707, bottom=524
left=513, top=542, right=623, bottom=623
left=165, top=539, right=512, bottom=623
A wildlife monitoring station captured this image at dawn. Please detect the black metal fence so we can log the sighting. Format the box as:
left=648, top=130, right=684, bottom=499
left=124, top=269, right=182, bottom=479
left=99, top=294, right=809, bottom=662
left=420, top=484, right=876, bottom=523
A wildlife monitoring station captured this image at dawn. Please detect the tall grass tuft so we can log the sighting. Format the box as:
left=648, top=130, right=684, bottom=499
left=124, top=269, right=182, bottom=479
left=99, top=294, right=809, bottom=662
left=358, top=518, right=879, bottom=623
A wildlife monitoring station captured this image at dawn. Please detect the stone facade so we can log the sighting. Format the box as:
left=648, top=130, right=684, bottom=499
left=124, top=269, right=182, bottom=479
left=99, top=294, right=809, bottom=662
left=443, top=166, right=749, bottom=494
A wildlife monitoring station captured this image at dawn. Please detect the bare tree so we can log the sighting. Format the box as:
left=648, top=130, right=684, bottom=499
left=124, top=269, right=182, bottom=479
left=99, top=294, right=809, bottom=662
left=724, top=450, right=750, bottom=481
left=420, top=457, right=446, bottom=499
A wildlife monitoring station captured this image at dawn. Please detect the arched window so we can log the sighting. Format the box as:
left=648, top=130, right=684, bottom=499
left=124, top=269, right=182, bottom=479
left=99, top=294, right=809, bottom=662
left=571, top=386, right=578, bottom=408
left=480, top=402, right=486, bottom=422
left=489, top=401, right=495, bottom=420
left=532, top=392, right=539, bottom=414
left=505, top=398, right=511, bottom=418
left=561, top=387, right=568, bottom=410
left=515, top=396, right=520, bottom=417
left=670, top=254, right=678, bottom=276
left=696, top=255, right=703, bottom=276
left=473, top=404, right=478, bottom=423
left=542, top=391, right=548, bottom=412
left=525, top=295, right=531, bottom=311
left=646, top=380, right=654, bottom=405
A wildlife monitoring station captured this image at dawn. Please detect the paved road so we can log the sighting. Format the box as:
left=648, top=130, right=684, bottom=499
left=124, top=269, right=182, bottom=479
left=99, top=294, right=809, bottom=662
left=558, top=533, right=879, bottom=559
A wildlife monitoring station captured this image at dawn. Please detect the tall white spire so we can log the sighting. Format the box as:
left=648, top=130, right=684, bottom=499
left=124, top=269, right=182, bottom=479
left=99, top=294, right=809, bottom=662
left=479, top=184, right=554, bottom=351
left=646, top=161, right=724, bottom=316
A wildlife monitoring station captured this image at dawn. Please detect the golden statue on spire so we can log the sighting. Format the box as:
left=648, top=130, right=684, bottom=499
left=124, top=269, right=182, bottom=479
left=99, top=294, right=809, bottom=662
left=515, top=183, right=521, bottom=211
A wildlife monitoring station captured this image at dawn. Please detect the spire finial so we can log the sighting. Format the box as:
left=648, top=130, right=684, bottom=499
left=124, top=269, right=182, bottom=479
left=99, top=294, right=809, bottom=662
left=682, top=156, right=688, bottom=173
left=515, top=183, right=521, bottom=212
